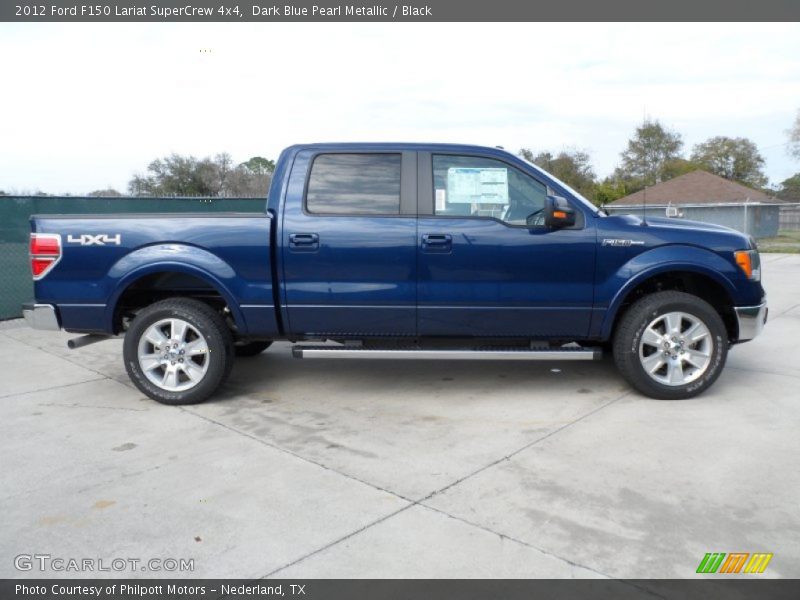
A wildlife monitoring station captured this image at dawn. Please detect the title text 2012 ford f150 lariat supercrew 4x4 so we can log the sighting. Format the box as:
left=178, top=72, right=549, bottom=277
left=24, top=144, right=767, bottom=404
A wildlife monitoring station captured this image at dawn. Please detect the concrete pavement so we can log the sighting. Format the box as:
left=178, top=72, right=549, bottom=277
left=1, top=254, right=798, bottom=579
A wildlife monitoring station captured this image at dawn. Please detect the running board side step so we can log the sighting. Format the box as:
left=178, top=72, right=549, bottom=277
left=292, top=346, right=602, bottom=361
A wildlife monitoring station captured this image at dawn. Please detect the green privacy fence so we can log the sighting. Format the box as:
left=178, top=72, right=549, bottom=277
left=0, top=196, right=265, bottom=320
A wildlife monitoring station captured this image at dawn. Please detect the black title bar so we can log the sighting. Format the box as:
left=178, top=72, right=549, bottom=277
left=3, top=579, right=800, bottom=600
left=3, top=0, right=800, bottom=22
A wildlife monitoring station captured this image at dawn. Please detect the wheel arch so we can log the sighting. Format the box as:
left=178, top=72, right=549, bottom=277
left=601, top=265, right=739, bottom=342
left=105, top=262, right=245, bottom=335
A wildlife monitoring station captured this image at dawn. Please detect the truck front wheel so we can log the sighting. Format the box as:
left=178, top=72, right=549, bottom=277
left=123, top=298, right=234, bottom=405
left=613, top=291, right=728, bottom=400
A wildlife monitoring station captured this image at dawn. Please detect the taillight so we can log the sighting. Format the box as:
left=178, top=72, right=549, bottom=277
left=30, top=233, right=62, bottom=280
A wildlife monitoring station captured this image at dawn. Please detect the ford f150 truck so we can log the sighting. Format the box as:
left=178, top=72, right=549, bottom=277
left=24, top=143, right=767, bottom=404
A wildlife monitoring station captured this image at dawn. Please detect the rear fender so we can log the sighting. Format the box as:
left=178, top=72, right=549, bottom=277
left=104, top=243, right=245, bottom=333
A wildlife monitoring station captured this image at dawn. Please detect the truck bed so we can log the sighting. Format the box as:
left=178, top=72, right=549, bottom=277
left=31, top=213, right=277, bottom=336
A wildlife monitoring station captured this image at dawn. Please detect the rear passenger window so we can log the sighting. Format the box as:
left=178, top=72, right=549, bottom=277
left=306, top=154, right=401, bottom=215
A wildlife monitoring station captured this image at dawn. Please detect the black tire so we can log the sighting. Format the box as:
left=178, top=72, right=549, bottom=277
left=234, top=341, right=273, bottom=357
left=123, top=298, right=234, bottom=405
left=613, top=291, right=728, bottom=400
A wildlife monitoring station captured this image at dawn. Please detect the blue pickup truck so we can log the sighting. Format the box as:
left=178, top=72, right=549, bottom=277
left=24, top=143, right=767, bottom=404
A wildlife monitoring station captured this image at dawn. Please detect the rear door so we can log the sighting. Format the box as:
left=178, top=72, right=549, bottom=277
left=416, top=151, right=596, bottom=338
left=281, top=149, right=418, bottom=337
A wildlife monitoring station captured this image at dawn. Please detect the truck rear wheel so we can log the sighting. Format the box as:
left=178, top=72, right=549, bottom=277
left=613, top=291, right=728, bottom=400
left=123, top=298, right=234, bottom=405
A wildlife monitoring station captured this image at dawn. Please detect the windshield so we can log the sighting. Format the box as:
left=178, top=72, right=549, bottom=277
left=518, top=157, right=602, bottom=215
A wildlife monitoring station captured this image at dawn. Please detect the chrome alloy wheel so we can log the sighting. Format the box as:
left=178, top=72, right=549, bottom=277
left=137, top=318, right=210, bottom=392
left=638, top=311, right=713, bottom=386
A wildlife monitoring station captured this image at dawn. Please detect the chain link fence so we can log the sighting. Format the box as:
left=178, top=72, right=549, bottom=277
left=0, top=196, right=265, bottom=320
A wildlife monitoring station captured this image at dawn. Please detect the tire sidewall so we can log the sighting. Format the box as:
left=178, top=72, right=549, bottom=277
left=618, top=294, right=728, bottom=399
left=123, top=301, right=229, bottom=405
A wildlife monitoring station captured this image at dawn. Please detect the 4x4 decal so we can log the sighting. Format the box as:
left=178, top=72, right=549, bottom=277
left=66, top=234, right=121, bottom=246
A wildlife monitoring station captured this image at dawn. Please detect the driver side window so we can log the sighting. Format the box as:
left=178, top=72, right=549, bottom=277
left=432, top=154, right=548, bottom=225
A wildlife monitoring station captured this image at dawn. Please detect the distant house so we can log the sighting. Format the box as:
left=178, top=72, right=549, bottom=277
left=605, top=170, right=781, bottom=238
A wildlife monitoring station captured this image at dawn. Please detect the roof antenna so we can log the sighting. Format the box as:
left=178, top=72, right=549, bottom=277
left=642, top=185, right=648, bottom=226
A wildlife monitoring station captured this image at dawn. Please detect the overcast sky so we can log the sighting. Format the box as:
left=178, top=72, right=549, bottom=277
left=1, top=22, right=799, bottom=195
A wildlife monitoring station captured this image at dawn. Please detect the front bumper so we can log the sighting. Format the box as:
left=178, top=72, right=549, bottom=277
left=22, top=303, right=61, bottom=331
left=734, top=301, right=768, bottom=342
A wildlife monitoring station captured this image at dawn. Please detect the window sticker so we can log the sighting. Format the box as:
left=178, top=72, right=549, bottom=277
left=446, top=167, right=509, bottom=204
left=435, top=188, right=447, bottom=211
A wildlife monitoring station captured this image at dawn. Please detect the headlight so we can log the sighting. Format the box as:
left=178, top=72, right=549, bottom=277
left=734, top=249, right=761, bottom=282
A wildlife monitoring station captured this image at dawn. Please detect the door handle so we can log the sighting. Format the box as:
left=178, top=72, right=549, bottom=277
left=421, top=233, right=452, bottom=253
left=422, top=234, right=452, bottom=246
left=289, top=233, right=319, bottom=250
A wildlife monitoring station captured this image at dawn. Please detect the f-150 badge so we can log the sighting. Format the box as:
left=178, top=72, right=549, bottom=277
left=66, top=234, right=121, bottom=246
left=602, top=238, right=645, bottom=247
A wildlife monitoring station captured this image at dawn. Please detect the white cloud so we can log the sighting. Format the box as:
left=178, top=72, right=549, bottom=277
left=1, top=22, right=798, bottom=193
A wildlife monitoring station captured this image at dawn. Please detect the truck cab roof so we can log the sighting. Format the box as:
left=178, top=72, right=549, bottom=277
left=285, top=142, right=519, bottom=157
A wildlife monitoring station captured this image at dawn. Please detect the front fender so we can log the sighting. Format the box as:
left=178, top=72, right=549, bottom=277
left=597, top=245, right=740, bottom=339
left=104, top=243, right=245, bottom=332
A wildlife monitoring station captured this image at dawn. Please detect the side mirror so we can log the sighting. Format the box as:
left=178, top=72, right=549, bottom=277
left=544, top=196, right=576, bottom=228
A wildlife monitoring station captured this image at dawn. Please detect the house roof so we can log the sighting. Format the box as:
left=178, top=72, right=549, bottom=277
left=607, top=170, right=773, bottom=206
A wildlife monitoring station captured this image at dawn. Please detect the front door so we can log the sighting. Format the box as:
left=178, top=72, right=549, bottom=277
left=281, top=150, right=418, bottom=337
left=416, top=152, right=596, bottom=338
